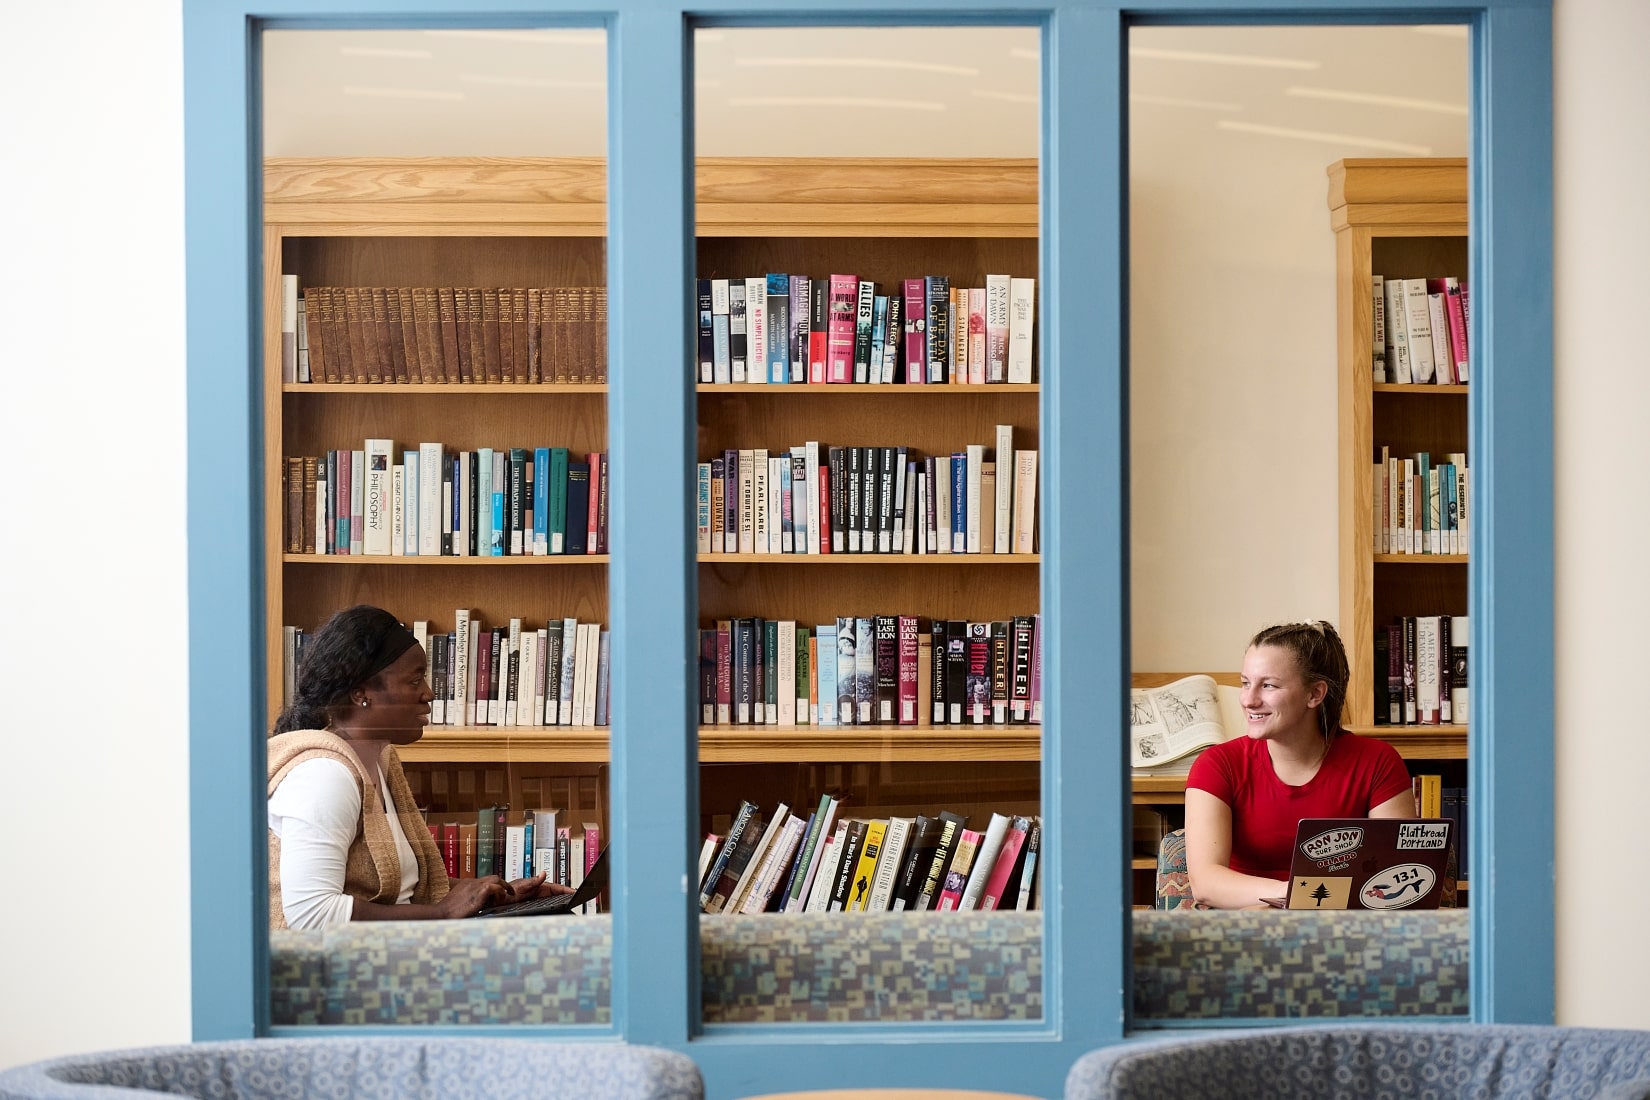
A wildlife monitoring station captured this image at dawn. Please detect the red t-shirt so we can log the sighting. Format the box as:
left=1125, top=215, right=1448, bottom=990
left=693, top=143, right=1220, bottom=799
left=1186, top=731, right=1412, bottom=881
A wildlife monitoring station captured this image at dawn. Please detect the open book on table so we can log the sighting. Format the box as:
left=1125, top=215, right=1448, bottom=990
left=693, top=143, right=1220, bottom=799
left=1130, top=674, right=1233, bottom=775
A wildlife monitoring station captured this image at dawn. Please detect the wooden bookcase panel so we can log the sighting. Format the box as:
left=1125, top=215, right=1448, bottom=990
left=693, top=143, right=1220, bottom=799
left=406, top=761, right=607, bottom=819
left=279, top=235, right=606, bottom=288
left=696, top=237, right=1035, bottom=289
left=698, top=560, right=1037, bottom=627
left=1371, top=561, right=1468, bottom=627
left=281, top=561, right=608, bottom=633
left=696, top=391, right=1038, bottom=460
left=283, top=391, right=607, bottom=457
left=1372, top=392, right=1469, bottom=457
left=1369, top=235, right=1468, bottom=282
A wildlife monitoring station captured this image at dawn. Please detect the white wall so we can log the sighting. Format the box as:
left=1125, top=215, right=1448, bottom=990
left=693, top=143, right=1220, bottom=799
left=0, top=0, right=191, bottom=1068
left=1552, top=0, right=1650, bottom=1030
left=0, top=0, right=1642, bottom=1068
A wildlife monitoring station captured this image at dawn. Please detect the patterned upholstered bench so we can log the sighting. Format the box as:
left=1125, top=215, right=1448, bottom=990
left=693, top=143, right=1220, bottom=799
left=269, top=909, right=1464, bottom=1025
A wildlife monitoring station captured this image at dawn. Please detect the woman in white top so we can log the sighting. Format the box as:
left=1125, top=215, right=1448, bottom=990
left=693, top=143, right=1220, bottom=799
left=267, top=605, right=567, bottom=929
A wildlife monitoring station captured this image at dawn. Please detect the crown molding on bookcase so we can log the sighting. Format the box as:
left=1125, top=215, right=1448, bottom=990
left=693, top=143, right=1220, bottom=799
left=1327, top=157, right=1467, bottom=231
left=264, top=156, right=1039, bottom=238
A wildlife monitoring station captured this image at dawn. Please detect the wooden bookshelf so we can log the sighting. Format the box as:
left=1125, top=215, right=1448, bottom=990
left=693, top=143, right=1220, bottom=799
left=691, top=157, right=1043, bottom=854
left=1329, top=158, right=1470, bottom=733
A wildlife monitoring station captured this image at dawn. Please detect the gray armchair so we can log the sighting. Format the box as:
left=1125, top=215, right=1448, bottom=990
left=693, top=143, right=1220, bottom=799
left=1066, top=1025, right=1650, bottom=1099
left=0, top=1037, right=702, bottom=1100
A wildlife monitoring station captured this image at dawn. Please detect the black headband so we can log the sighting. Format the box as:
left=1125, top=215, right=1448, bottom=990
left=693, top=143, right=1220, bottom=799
left=361, top=623, right=420, bottom=681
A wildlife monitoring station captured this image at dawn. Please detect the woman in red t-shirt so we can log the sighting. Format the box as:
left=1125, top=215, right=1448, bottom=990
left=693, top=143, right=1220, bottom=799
left=1184, top=621, right=1414, bottom=909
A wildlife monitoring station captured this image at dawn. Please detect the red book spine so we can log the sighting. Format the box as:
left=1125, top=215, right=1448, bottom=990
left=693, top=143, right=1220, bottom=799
left=897, top=615, right=919, bottom=724
left=903, top=279, right=927, bottom=384
left=826, top=274, right=858, bottom=384
left=808, top=277, right=828, bottom=384
left=817, top=464, right=832, bottom=553
left=979, top=821, right=1027, bottom=910
left=474, top=629, right=494, bottom=725
left=442, top=822, right=460, bottom=879
left=587, top=452, right=602, bottom=553
left=716, top=621, right=733, bottom=722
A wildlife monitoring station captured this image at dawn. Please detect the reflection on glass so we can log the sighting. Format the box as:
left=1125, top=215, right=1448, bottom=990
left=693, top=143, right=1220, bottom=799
left=1127, top=24, right=1468, bottom=1021
left=692, top=24, right=1043, bottom=1026
left=262, top=26, right=610, bottom=1026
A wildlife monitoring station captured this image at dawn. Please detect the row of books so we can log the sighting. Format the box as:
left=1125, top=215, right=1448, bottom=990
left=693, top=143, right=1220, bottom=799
left=280, top=278, right=609, bottom=385
left=1374, top=614, right=1468, bottom=727
left=699, top=796, right=1041, bottom=915
left=428, top=808, right=603, bottom=913
left=694, top=273, right=1036, bottom=386
left=1412, top=776, right=1471, bottom=893
left=283, top=442, right=609, bottom=558
left=1372, top=274, right=1471, bottom=385
left=698, top=615, right=1043, bottom=728
left=1374, top=447, right=1468, bottom=555
left=696, top=431, right=1038, bottom=558
left=282, top=614, right=612, bottom=728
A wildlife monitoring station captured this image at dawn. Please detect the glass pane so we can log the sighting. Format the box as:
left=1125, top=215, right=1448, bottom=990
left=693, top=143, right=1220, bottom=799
left=691, top=25, right=1044, bottom=1027
left=1127, top=23, right=1468, bottom=1022
left=261, top=26, right=611, bottom=1026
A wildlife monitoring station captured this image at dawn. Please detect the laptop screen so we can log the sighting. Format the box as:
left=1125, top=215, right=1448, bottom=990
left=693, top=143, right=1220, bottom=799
left=1283, top=818, right=1454, bottom=910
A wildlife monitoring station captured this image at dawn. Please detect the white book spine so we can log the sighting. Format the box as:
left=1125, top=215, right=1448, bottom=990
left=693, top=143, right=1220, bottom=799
left=505, top=826, right=525, bottom=882
left=1427, top=292, right=1454, bottom=384
left=1371, top=274, right=1387, bottom=382
left=1416, top=615, right=1442, bottom=724
left=559, top=617, right=578, bottom=725
left=418, top=442, right=444, bottom=556
left=466, top=619, right=481, bottom=725
left=696, top=463, right=712, bottom=554
left=791, top=446, right=809, bottom=554
left=363, top=439, right=393, bottom=556
left=390, top=464, right=405, bottom=557
left=403, top=450, right=419, bottom=556
left=960, top=812, right=1011, bottom=911
left=1402, top=278, right=1436, bottom=383
left=901, top=462, right=917, bottom=554
left=1450, top=615, right=1469, bottom=724
left=775, top=458, right=791, bottom=553
left=804, top=442, right=822, bottom=555
left=1007, top=277, right=1035, bottom=383
left=752, top=448, right=769, bottom=554
left=570, top=621, right=591, bottom=726
left=1383, top=278, right=1412, bottom=383
left=866, top=817, right=911, bottom=913
left=738, top=449, right=756, bottom=554
left=934, top=457, right=951, bottom=556
left=994, top=424, right=1014, bottom=554
left=518, top=629, right=539, bottom=728
left=965, top=443, right=984, bottom=554
left=1012, top=449, right=1038, bottom=554
left=711, top=278, right=731, bottom=385
left=744, top=278, right=767, bottom=385
left=456, top=451, right=470, bottom=557
left=313, top=475, right=326, bottom=556
left=891, top=456, right=909, bottom=554
left=582, top=623, right=601, bottom=727
left=778, top=620, right=797, bottom=726
left=281, top=274, right=298, bottom=383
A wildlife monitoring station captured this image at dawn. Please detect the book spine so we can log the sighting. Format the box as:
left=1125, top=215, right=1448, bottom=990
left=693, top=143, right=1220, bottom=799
left=897, top=615, right=919, bottom=724
left=789, top=274, right=810, bottom=383
left=853, top=279, right=875, bottom=384
left=744, top=277, right=767, bottom=386
left=710, top=278, right=730, bottom=385
left=808, top=277, right=828, bottom=384
left=826, top=275, right=857, bottom=384
left=903, top=278, right=927, bottom=384
left=925, top=275, right=950, bottom=383
left=728, top=280, right=747, bottom=383
left=1007, top=277, right=1035, bottom=382
left=766, top=272, right=790, bottom=384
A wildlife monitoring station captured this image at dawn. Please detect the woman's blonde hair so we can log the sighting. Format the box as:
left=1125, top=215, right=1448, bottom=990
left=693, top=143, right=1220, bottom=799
left=1248, top=620, right=1349, bottom=742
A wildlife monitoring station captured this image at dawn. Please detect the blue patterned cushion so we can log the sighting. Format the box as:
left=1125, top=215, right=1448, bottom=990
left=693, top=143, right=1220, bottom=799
left=0, top=1038, right=701, bottom=1100
left=1133, top=909, right=1469, bottom=1019
left=1067, top=1025, right=1650, bottom=1100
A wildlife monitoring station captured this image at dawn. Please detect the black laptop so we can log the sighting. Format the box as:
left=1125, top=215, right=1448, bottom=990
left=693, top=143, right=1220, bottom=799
left=473, top=845, right=609, bottom=918
left=1267, top=818, right=1454, bottom=910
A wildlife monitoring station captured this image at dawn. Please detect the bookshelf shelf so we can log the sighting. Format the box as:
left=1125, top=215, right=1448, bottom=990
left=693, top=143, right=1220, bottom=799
left=1373, top=554, right=1468, bottom=565
left=400, top=727, right=610, bottom=763
left=282, top=554, right=611, bottom=565
left=1373, top=383, right=1468, bottom=396
left=698, top=553, right=1038, bottom=565
left=282, top=383, right=608, bottom=394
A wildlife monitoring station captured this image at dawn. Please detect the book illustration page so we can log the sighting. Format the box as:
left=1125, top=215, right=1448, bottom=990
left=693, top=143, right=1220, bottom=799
left=1131, top=674, right=1226, bottom=769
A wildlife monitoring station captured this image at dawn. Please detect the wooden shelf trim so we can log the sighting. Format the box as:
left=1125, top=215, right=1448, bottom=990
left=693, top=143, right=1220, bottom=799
left=401, top=728, right=609, bottom=763
left=283, top=554, right=610, bottom=566
left=265, top=157, right=1039, bottom=238
left=1373, top=554, right=1468, bottom=564
left=284, top=382, right=606, bottom=394
left=700, top=553, right=1038, bottom=565
left=699, top=726, right=1041, bottom=763
left=1373, top=383, right=1469, bottom=395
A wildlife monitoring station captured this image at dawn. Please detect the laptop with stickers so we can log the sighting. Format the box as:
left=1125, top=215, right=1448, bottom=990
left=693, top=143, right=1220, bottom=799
left=1274, top=818, right=1455, bottom=911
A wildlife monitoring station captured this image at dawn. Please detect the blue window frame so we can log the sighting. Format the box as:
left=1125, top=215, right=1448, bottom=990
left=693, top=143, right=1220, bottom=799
left=184, top=0, right=1550, bottom=1093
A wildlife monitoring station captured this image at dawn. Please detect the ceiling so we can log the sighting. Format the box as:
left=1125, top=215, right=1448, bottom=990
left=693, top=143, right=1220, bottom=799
left=262, top=23, right=1468, bottom=161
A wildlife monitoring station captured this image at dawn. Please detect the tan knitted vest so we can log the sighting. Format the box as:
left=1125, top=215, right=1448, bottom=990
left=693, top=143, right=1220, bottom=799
left=267, top=729, right=450, bottom=930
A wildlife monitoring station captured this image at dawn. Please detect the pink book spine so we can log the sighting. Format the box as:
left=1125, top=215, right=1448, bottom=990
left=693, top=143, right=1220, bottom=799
left=826, top=275, right=858, bottom=384
left=1444, top=278, right=1469, bottom=383
left=903, top=279, right=927, bottom=384
left=986, top=275, right=1010, bottom=383
left=897, top=615, right=919, bottom=724
left=936, top=829, right=981, bottom=911
left=1029, top=613, right=1042, bottom=724
left=586, top=452, right=602, bottom=551
left=584, top=825, right=601, bottom=874
left=979, top=823, right=1027, bottom=910
left=967, top=287, right=987, bottom=385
